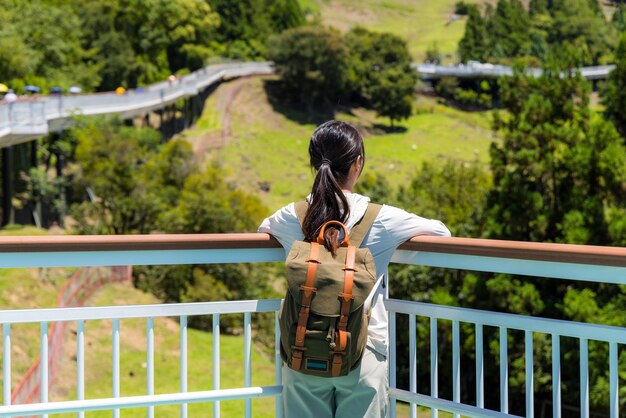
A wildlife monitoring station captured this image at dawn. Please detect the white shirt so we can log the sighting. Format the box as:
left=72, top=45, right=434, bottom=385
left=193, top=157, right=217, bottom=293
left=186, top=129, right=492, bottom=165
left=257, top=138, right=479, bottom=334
left=258, top=192, right=451, bottom=355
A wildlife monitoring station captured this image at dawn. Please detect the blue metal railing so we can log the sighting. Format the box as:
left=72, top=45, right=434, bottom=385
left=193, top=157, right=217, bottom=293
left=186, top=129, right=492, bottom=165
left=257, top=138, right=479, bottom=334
left=0, top=234, right=624, bottom=417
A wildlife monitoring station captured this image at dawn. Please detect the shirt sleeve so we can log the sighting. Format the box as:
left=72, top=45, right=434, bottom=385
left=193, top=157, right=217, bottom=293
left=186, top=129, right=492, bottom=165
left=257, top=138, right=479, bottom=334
left=379, top=205, right=451, bottom=248
left=257, top=203, right=304, bottom=255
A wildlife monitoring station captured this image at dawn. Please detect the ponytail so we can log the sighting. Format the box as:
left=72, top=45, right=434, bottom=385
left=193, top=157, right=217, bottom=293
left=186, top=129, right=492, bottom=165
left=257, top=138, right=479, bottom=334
left=301, top=120, right=364, bottom=255
left=302, top=164, right=350, bottom=255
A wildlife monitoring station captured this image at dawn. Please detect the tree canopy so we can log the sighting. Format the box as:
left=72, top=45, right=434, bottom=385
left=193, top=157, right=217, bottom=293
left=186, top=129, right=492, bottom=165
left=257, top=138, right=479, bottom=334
left=458, top=0, right=616, bottom=65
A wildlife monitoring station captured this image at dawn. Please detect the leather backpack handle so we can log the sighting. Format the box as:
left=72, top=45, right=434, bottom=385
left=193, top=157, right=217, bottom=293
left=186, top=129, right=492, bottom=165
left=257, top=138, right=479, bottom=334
left=317, top=221, right=350, bottom=247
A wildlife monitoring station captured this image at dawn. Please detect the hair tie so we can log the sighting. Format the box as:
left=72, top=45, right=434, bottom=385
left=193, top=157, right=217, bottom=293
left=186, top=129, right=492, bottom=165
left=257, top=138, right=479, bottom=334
left=320, top=158, right=332, bottom=167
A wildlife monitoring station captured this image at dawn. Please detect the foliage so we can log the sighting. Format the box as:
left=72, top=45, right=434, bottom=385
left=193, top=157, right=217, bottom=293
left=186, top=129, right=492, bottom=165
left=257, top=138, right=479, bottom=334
left=489, top=0, right=531, bottom=60
left=207, top=0, right=304, bottom=60
left=267, top=26, right=348, bottom=108
left=603, top=34, right=626, bottom=137
left=454, top=1, right=471, bottom=15
left=458, top=0, right=616, bottom=66
left=435, top=77, right=494, bottom=109
left=424, top=43, right=442, bottom=64
left=488, top=54, right=626, bottom=245
left=458, top=4, right=490, bottom=63
left=345, top=27, right=417, bottom=125
left=0, top=0, right=304, bottom=92
left=0, top=0, right=101, bottom=92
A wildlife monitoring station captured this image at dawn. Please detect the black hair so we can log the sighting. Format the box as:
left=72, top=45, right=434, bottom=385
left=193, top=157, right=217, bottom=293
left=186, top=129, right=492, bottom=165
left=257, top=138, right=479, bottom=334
left=302, top=120, right=365, bottom=255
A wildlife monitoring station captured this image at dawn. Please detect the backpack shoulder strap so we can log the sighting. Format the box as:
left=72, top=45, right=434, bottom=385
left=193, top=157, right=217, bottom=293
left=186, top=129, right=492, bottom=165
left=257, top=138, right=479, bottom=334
left=294, top=201, right=308, bottom=226
left=349, top=203, right=382, bottom=248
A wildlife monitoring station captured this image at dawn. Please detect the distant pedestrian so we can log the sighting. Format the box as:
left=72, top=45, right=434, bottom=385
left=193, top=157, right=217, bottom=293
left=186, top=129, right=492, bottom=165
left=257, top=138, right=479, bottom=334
left=4, top=89, right=17, bottom=103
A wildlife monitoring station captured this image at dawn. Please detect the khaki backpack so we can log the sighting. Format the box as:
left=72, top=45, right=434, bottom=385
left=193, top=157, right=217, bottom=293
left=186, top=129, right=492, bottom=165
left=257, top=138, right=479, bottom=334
left=279, top=202, right=381, bottom=377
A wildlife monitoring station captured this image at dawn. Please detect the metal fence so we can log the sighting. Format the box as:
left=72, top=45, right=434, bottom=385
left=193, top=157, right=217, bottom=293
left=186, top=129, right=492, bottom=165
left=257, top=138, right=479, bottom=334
left=0, top=234, right=624, bottom=417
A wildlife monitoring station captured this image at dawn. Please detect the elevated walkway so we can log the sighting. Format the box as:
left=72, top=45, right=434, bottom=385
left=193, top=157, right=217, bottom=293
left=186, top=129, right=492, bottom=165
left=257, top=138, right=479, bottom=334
left=0, top=62, right=273, bottom=147
left=0, top=61, right=615, bottom=147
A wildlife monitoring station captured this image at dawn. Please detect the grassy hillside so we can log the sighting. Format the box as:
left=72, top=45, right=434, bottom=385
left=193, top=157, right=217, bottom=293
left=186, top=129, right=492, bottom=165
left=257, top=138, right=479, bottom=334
left=299, top=0, right=492, bottom=62
left=182, top=76, right=495, bottom=212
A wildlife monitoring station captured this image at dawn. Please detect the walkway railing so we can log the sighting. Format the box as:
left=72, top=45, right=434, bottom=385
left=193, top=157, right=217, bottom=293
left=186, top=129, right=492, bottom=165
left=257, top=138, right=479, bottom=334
left=0, top=234, right=624, bottom=417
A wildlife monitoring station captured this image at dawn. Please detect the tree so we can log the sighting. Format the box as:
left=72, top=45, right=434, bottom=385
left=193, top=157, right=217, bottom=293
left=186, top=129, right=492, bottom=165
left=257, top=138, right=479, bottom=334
left=267, top=26, right=348, bottom=108
left=488, top=54, right=626, bottom=245
left=604, top=34, right=626, bottom=137
left=548, top=0, right=615, bottom=65
left=458, top=5, right=489, bottom=62
left=488, top=0, right=531, bottom=60
left=369, top=67, right=415, bottom=126
left=345, top=27, right=417, bottom=124
left=613, top=5, right=626, bottom=33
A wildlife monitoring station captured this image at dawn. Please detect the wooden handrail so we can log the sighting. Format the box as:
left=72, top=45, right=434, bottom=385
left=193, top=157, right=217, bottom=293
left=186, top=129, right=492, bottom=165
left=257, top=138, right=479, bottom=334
left=0, top=234, right=624, bottom=267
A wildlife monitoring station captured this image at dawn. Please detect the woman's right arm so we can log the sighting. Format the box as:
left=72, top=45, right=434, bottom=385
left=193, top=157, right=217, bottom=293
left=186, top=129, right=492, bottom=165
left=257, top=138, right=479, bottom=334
left=380, top=205, right=451, bottom=248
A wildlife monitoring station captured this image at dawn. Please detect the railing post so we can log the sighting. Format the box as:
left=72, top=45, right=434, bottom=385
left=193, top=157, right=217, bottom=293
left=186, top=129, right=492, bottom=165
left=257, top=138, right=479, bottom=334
left=275, top=310, right=282, bottom=418
left=112, top=319, right=120, bottom=418
left=77, top=320, right=85, bottom=418
left=430, top=318, right=438, bottom=418
left=580, top=338, right=589, bottom=418
left=409, top=314, right=417, bottom=418
left=180, top=316, right=188, bottom=418
left=244, top=312, right=252, bottom=418
left=40, top=322, right=48, bottom=418
left=452, top=320, right=460, bottom=418
left=389, top=312, right=397, bottom=418
left=147, top=317, right=154, bottom=418
left=610, top=342, right=618, bottom=418
left=3, top=324, right=10, bottom=406
left=552, top=334, right=561, bottom=418
left=500, top=326, right=508, bottom=414
left=475, top=324, right=484, bottom=409
left=213, top=313, right=220, bottom=418
left=525, top=331, right=534, bottom=418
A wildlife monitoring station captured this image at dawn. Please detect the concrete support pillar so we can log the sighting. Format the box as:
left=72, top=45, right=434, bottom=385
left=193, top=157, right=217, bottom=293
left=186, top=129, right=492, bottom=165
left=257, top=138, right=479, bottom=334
left=31, top=139, right=38, bottom=168
left=2, top=147, right=13, bottom=226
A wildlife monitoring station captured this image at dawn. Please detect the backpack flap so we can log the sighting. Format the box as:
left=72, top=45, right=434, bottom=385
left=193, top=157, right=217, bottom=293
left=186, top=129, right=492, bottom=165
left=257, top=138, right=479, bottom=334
left=285, top=241, right=377, bottom=316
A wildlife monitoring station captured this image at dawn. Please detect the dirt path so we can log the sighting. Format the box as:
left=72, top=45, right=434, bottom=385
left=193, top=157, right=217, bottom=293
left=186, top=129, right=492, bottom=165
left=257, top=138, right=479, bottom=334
left=193, top=77, right=248, bottom=155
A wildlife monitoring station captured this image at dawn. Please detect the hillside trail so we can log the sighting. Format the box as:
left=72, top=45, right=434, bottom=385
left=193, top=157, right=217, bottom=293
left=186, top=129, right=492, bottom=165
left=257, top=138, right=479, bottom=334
left=192, top=77, right=248, bottom=155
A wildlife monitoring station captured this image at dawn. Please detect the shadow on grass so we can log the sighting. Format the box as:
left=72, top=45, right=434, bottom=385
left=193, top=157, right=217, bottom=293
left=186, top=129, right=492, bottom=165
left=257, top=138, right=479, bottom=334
left=372, top=123, right=408, bottom=134
left=262, top=79, right=335, bottom=125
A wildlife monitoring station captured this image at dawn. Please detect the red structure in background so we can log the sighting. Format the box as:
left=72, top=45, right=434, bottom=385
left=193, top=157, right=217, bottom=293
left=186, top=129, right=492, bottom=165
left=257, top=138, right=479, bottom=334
left=11, top=266, right=132, bottom=405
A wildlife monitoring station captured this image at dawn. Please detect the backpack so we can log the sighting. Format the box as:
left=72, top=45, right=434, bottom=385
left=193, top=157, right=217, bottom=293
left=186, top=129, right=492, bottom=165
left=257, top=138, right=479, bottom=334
left=279, top=201, right=381, bottom=377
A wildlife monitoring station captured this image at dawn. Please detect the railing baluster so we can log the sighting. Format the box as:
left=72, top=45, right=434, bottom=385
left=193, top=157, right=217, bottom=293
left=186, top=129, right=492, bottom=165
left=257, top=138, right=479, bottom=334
left=213, top=313, right=220, bottom=418
left=552, top=334, right=561, bottom=418
left=112, top=319, right=120, bottom=418
left=77, top=320, right=85, bottom=418
left=274, top=311, right=282, bottom=418
left=40, top=322, right=48, bottom=418
left=580, top=338, right=589, bottom=418
left=180, top=316, right=188, bottom=418
left=430, top=317, right=438, bottom=418
left=147, top=317, right=154, bottom=418
left=389, top=311, right=397, bottom=418
left=610, top=342, right=618, bottom=418
left=452, top=320, right=460, bottom=418
left=475, top=324, right=484, bottom=409
left=244, top=312, right=252, bottom=418
left=500, top=326, right=508, bottom=414
left=409, top=314, right=417, bottom=418
left=3, top=324, right=10, bottom=407
left=525, top=330, right=533, bottom=418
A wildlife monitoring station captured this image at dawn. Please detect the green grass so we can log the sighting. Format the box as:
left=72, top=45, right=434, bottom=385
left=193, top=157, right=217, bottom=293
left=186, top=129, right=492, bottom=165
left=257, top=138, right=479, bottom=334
left=185, top=77, right=495, bottom=212
left=300, top=0, right=491, bottom=62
